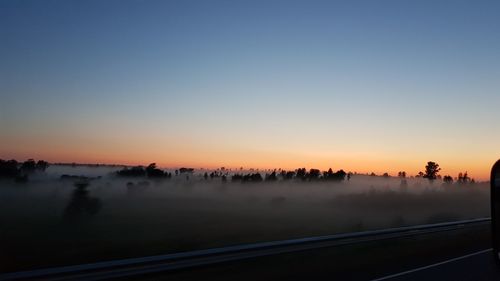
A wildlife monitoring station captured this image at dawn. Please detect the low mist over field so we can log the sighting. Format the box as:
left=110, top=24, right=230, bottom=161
left=0, top=163, right=489, bottom=272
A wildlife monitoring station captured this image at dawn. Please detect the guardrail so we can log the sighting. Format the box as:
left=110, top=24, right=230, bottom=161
left=0, top=217, right=491, bottom=281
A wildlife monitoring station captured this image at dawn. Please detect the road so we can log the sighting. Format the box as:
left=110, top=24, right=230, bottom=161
left=373, top=249, right=500, bottom=281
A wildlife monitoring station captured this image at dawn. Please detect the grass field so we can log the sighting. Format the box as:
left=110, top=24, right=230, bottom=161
left=0, top=167, right=490, bottom=273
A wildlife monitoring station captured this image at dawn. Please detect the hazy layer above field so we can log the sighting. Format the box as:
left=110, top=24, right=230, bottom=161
left=0, top=165, right=489, bottom=272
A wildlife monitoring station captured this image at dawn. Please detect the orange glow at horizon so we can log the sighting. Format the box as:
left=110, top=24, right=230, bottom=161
left=1, top=136, right=495, bottom=181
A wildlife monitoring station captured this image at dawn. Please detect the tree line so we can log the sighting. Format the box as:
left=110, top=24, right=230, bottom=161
left=0, top=159, right=49, bottom=181
left=0, top=158, right=476, bottom=184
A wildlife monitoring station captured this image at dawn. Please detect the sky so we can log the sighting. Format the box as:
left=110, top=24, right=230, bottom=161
left=1, top=0, right=499, bottom=180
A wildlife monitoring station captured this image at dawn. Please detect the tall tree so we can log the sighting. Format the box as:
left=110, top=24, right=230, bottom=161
left=423, top=161, right=441, bottom=180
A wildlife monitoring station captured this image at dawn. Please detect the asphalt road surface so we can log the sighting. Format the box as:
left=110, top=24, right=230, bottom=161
left=373, top=249, right=500, bottom=281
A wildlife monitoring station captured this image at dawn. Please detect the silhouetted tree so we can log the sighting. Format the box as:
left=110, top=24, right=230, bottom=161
left=179, top=168, right=194, bottom=173
left=231, top=173, right=263, bottom=182
left=116, top=166, right=146, bottom=177
left=265, top=171, right=278, bottom=181
left=334, top=169, right=347, bottom=181
left=63, top=185, right=101, bottom=222
left=0, top=158, right=49, bottom=180
left=0, top=159, right=19, bottom=178
left=36, top=160, right=49, bottom=171
left=145, top=163, right=166, bottom=178
left=231, top=174, right=243, bottom=181
left=457, top=172, right=471, bottom=184
left=20, top=159, right=36, bottom=173
left=443, top=175, right=453, bottom=184
left=323, top=168, right=347, bottom=181
left=244, top=173, right=263, bottom=182
left=281, top=170, right=295, bottom=180
left=323, top=168, right=334, bottom=179
left=398, top=171, right=406, bottom=178
left=308, top=169, right=321, bottom=180
left=423, top=161, right=441, bottom=180
left=296, top=168, right=307, bottom=180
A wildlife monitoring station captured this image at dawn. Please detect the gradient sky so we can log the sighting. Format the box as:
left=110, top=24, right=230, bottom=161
left=1, top=0, right=499, bottom=179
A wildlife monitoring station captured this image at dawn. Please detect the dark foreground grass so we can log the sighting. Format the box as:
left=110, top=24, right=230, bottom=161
left=0, top=177, right=490, bottom=273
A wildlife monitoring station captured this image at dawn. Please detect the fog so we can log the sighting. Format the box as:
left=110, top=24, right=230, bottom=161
left=0, top=165, right=489, bottom=272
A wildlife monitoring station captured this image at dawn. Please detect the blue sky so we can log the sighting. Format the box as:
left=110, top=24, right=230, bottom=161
left=1, top=0, right=499, bottom=178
